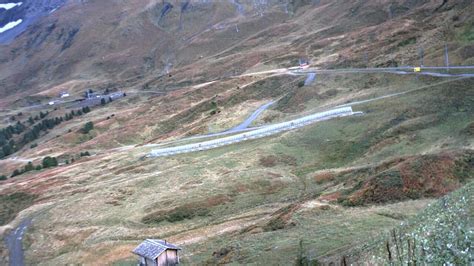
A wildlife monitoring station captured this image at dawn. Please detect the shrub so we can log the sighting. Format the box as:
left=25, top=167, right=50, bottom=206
left=10, top=169, right=21, bottom=178
left=0, top=175, right=7, bottom=181
left=24, top=162, right=34, bottom=172
left=0, top=192, right=37, bottom=225
left=142, top=206, right=210, bottom=224
left=42, top=156, right=58, bottom=168
left=80, top=122, right=94, bottom=134
left=259, top=155, right=278, bottom=167
left=263, top=217, right=286, bottom=231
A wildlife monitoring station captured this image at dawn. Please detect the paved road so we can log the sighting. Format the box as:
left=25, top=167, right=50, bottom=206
left=227, top=101, right=275, bottom=132
left=144, top=101, right=276, bottom=148
left=296, top=65, right=474, bottom=75
left=304, top=72, right=317, bottom=86
left=148, top=107, right=358, bottom=157
left=5, top=218, right=32, bottom=266
left=147, top=70, right=474, bottom=157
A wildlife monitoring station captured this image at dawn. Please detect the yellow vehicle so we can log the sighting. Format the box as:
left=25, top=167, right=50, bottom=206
left=414, top=67, right=421, bottom=72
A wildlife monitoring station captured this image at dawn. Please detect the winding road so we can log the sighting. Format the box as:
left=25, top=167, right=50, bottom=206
left=4, top=65, right=474, bottom=265
left=148, top=66, right=474, bottom=158
left=227, top=100, right=276, bottom=132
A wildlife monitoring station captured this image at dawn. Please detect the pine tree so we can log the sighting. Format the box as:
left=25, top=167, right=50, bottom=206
left=24, top=162, right=34, bottom=172
left=11, top=169, right=21, bottom=178
left=81, top=122, right=94, bottom=134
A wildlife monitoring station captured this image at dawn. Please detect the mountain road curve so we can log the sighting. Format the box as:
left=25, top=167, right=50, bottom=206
left=147, top=71, right=473, bottom=158
left=226, top=100, right=276, bottom=132
left=147, top=106, right=360, bottom=158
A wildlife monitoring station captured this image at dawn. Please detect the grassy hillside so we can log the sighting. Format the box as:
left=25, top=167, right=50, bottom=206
left=0, top=72, right=465, bottom=265
left=0, top=1, right=473, bottom=265
left=340, top=180, right=473, bottom=265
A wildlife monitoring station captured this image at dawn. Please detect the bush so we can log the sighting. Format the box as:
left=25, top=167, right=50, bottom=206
left=80, top=122, right=94, bottom=134
left=24, top=162, right=34, bottom=172
left=263, top=217, right=286, bottom=231
left=142, top=206, right=210, bottom=224
left=0, top=175, right=7, bottom=181
left=42, top=156, right=58, bottom=168
left=0, top=192, right=37, bottom=225
left=297, top=81, right=305, bottom=87
left=10, top=169, right=21, bottom=178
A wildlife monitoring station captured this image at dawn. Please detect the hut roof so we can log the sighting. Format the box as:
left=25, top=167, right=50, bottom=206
left=132, top=239, right=181, bottom=260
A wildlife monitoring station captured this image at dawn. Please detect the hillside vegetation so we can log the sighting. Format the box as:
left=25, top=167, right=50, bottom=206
left=0, top=0, right=472, bottom=265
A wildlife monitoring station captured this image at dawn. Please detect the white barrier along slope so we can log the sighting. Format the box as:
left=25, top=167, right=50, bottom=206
left=148, top=106, right=355, bottom=158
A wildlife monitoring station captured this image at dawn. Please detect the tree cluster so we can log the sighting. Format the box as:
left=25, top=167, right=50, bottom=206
left=1, top=150, right=93, bottom=180
left=80, top=122, right=94, bottom=134
left=5, top=155, right=58, bottom=179
left=0, top=106, right=93, bottom=160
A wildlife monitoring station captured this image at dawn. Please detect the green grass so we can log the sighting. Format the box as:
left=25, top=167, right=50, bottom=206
left=180, top=200, right=431, bottom=264
left=457, top=20, right=474, bottom=43
left=344, top=181, right=474, bottom=265
left=20, top=73, right=474, bottom=265
left=397, top=37, right=417, bottom=48
left=0, top=192, right=37, bottom=225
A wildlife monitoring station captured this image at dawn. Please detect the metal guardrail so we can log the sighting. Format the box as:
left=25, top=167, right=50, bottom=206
left=148, top=106, right=355, bottom=158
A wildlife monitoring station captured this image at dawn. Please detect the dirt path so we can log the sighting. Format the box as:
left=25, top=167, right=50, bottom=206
left=170, top=213, right=274, bottom=246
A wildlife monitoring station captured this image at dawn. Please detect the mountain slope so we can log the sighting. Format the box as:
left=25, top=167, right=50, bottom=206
left=0, top=0, right=473, bottom=265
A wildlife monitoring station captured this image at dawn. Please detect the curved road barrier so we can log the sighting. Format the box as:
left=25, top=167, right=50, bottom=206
left=148, top=107, right=356, bottom=158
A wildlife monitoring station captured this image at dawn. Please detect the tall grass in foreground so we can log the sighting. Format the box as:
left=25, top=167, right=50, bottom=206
left=346, top=181, right=473, bottom=265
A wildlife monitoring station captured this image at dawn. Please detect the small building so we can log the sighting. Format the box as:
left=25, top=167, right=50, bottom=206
left=133, top=239, right=181, bottom=266
left=299, top=58, right=310, bottom=69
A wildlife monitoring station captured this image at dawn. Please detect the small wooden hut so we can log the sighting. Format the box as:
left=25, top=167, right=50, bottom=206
left=133, top=239, right=181, bottom=266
